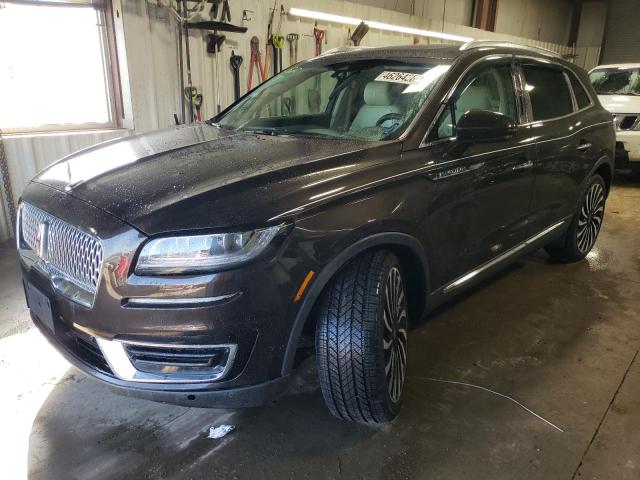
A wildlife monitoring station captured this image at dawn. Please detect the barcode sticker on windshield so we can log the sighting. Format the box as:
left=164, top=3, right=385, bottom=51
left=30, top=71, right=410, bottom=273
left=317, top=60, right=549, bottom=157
left=375, top=71, right=423, bottom=84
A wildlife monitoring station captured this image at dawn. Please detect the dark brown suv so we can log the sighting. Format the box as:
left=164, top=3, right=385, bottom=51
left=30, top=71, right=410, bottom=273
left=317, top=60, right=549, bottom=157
left=17, top=41, right=614, bottom=424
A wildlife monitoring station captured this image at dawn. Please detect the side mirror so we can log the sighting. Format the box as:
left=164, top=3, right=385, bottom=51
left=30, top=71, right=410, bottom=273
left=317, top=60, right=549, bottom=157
left=456, top=109, right=517, bottom=143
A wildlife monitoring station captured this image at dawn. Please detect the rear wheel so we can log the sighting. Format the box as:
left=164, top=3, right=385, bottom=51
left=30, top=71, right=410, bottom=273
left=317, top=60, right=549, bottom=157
left=545, top=174, right=606, bottom=262
left=315, top=250, right=408, bottom=424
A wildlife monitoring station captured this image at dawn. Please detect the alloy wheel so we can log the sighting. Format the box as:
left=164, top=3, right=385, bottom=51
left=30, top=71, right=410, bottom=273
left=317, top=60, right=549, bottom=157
left=577, top=182, right=605, bottom=253
left=383, top=266, right=408, bottom=403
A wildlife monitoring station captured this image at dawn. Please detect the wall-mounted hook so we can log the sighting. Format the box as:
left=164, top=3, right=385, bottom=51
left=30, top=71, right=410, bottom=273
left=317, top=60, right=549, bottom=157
left=242, top=9, right=253, bottom=22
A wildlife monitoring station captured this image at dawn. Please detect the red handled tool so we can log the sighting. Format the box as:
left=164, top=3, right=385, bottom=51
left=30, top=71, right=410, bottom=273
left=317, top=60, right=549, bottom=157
left=314, top=26, right=325, bottom=56
left=248, top=36, right=266, bottom=91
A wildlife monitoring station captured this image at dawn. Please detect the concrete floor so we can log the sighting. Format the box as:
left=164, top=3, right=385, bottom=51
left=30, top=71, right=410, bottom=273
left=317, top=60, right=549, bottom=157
left=1, top=175, right=639, bottom=480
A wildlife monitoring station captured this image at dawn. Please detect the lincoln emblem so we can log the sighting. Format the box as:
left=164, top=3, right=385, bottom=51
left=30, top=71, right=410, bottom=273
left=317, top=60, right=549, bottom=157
left=35, top=222, right=49, bottom=260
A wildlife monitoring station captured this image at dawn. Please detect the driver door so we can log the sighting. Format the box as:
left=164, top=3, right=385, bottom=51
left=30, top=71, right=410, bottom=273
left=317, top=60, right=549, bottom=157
left=420, top=58, right=536, bottom=290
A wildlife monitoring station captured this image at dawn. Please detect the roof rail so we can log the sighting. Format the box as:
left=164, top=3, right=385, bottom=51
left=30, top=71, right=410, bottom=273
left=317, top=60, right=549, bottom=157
left=459, top=40, right=563, bottom=59
left=320, top=46, right=372, bottom=56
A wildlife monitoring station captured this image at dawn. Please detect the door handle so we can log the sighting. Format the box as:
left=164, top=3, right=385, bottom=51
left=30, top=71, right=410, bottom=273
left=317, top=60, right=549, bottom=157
left=576, top=142, right=592, bottom=152
left=512, top=160, right=534, bottom=171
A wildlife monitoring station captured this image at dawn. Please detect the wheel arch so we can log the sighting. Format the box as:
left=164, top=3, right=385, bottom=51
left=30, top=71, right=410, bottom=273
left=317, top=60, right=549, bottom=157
left=589, top=155, right=614, bottom=196
left=280, top=232, right=430, bottom=376
left=594, top=160, right=613, bottom=195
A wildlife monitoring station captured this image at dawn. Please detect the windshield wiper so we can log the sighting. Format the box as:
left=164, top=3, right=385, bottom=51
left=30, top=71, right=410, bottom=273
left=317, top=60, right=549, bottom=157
left=208, top=122, right=235, bottom=130
left=242, top=127, right=280, bottom=136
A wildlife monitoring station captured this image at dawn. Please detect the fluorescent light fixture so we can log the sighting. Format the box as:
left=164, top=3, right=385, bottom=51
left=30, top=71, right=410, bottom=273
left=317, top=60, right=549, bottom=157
left=289, top=7, right=473, bottom=43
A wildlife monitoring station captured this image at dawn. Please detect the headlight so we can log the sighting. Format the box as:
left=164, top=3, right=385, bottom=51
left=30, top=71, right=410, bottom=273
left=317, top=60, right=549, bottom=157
left=135, top=225, right=283, bottom=275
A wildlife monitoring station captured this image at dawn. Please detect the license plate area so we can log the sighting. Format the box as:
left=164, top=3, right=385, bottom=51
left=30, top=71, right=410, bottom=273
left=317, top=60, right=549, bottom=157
left=24, top=280, right=55, bottom=333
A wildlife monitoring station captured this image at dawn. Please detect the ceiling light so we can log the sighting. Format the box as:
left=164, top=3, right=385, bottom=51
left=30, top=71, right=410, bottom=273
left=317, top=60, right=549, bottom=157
left=289, top=8, right=473, bottom=43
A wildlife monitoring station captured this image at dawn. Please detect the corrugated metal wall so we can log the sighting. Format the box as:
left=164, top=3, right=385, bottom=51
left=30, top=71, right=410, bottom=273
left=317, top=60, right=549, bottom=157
left=600, top=0, right=640, bottom=64
left=0, top=0, right=603, bottom=242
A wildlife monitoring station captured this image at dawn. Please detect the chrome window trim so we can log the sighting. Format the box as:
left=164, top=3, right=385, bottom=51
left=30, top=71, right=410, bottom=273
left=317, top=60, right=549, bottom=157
left=518, top=59, right=596, bottom=125
left=564, top=70, right=579, bottom=112
left=421, top=54, right=599, bottom=147
left=96, top=337, right=238, bottom=384
left=421, top=119, right=612, bottom=170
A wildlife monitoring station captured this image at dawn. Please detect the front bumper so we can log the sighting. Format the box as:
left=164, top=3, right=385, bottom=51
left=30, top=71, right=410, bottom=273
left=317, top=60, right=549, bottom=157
left=18, top=182, right=314, bottom=407
left=30, top=310, right=290, bottom=407
left=615, top=130, right=640, bottom=163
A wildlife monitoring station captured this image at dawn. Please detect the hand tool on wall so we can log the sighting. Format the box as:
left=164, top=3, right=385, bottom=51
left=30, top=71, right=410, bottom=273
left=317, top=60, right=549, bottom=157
left=207, top=32, right=226, bottom=113
left=210, top=0, right=231, bottom=22
left=271, top=33, right=285, bottom=74
left=248, top=35, right=266, bottom=91
left=194, top=93, right=203, bottom=121
left=184, top=86, right=198, bottom=122
left=182, top=0, right=194, bottom=123
left=188, top=20, right=247, bottom=33
left=272, top=5, right=285, bottom=73
left=206, top=32, right=225, bottom=54
left=177, top=8, right=186, bottom=123
left=190, top=0, right=247, bottom=34
left=286, top=33, right=299, bottom=66
left=230, top=50, right=243, bottom=100
left=314, top=25, right=325, bottom=56
left=309, top=24, right=326, bottom=112
left=263, top=0, right=278, bottom=78
left=350, top=21, right=369, bottom=46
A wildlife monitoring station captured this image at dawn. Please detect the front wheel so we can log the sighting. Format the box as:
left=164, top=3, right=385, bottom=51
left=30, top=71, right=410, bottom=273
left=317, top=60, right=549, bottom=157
left=315, top=250, right=408, bottom=424
left=545, top=174, right=606, bottom=262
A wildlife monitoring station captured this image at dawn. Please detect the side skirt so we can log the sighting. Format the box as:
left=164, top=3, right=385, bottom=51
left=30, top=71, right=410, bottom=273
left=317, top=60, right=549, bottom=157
left=427, top=217, right=571, bottom=311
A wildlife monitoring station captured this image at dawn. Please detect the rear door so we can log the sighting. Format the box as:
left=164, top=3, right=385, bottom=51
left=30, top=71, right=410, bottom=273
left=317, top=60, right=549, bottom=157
left=419, top=56, right=536, bottom=289
left=518, top=61, right=598, bottom=234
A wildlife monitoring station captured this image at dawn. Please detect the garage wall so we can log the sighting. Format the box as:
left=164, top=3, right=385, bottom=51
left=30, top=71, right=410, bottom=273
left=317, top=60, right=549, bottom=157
left=600, top=0, right=640, bottom=64
left=338, top=0, right=475, bottom=26
left=494, top=0, right=574, bottom=45
left=576, top=1, right=607, bottom=48
left=0, top=0, right=602, bottom=242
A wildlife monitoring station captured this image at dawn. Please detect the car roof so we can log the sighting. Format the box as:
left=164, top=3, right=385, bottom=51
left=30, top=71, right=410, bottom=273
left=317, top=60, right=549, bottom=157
left=318, top=44, right=462, bottom=62
left=315, top=41, right=564, bottom=64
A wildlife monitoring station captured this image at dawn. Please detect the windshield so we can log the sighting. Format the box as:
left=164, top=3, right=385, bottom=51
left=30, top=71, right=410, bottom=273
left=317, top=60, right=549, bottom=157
left=215, top=59, right=450, bottom=141
left=589, top=67, right=640, bottom=96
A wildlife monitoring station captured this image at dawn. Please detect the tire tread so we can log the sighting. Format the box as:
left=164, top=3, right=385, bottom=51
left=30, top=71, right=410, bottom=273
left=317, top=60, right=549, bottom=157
left=316, top=250, right=397, bottom=424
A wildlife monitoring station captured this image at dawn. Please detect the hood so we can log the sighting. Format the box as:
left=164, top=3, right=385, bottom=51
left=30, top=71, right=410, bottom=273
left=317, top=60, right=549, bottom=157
left=597, top=94, right=640, bottom=114
left=34, top=124, right=394, bottom=234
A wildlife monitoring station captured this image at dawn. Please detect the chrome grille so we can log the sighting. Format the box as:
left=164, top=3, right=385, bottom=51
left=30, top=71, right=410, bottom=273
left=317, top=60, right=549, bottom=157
left=20, top=203, right=104, bottom=293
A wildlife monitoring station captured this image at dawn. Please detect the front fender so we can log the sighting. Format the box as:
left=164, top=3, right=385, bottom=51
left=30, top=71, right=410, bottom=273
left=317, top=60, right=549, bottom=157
left=280, top=231, right=429, bottom=375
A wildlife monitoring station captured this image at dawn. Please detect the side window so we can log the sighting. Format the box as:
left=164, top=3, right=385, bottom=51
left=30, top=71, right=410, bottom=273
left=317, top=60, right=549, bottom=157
left=522, top=65, right=574, bottom=120
left=567, top=72, right=591, bottom=109
left=429, top=64, right=517, bottom=141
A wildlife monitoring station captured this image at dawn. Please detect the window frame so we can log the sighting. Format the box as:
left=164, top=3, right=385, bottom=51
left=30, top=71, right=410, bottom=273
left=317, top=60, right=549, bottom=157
left=516, top=58, right=594, bottom=125
left=1, top=0, right=123, bottom=135
left=422, top=55, right=524, bottom=147
left=566, top=70, right=595, bottom=111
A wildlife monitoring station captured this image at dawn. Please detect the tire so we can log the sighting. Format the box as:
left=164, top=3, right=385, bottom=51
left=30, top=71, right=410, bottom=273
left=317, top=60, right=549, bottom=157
left=315, top=249, right=408, bottom=424
left=545, top=174, right=607, bottom=262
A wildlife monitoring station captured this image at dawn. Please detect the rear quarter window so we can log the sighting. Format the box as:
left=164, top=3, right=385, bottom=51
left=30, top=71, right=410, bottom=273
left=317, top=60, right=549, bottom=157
left=567, top=72, right=592, bottom=109
left=522, top=65, right=574, bottom=121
